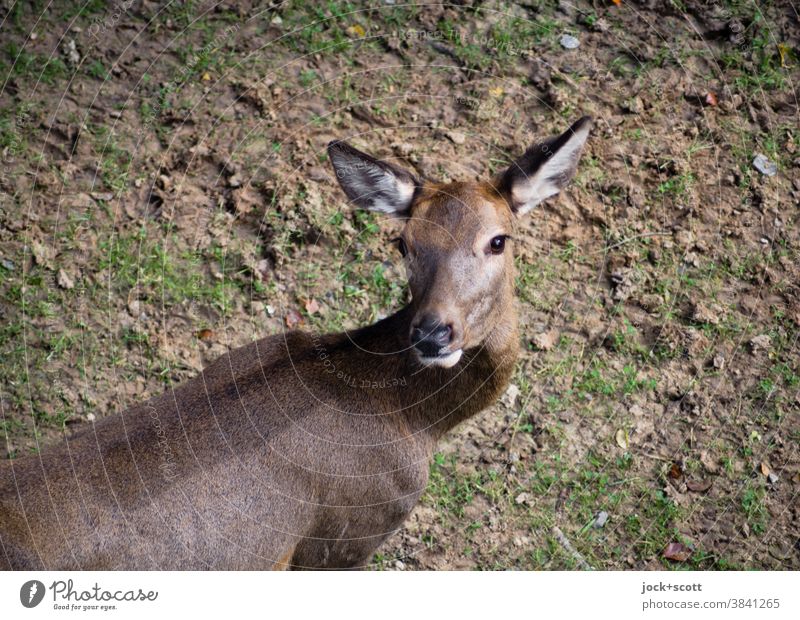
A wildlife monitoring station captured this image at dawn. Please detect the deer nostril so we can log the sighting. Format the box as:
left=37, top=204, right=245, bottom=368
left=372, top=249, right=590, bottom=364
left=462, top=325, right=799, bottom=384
left=411, top=317, right=454, bottom=354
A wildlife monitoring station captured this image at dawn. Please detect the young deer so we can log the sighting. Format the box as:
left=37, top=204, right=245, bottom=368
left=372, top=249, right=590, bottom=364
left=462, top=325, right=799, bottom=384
left=0, top=116, right=591, bottom=570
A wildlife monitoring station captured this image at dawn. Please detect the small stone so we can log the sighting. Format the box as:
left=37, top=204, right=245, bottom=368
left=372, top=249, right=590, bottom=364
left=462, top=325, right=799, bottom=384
left=712, top=354, right=725, bottom=370
left=394, top=560, right=405, bottom=570
left=767, top=472, right=779, bottom=485
left=752, top=153, right=777, bottom=176
left=127, top=299, right=141, bottom=316
left=265, top=304, right=275, bottom=316
left=500, top=384, right=520, bottom=409
left=515, top=492, right=532, bottom=505
left=593, top=511, right=609, bottom=529
left=86, top=412, right=96, bottom=422
left=1, top=258, right=14, bottom=271
left=445, top=131, right=466, bottom=145
left=228, top=174, right=243, bottom=188
left=62, top=39, right=80, bottom=66
left=559, top=34, right=580, bottom=50
left=270, top=14, right=283, bottom=25
left=750, top=334, right=771, bottom=352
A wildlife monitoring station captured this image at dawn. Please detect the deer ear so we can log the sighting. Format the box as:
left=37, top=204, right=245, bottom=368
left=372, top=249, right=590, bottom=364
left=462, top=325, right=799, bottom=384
left=495, top=116, right=592, bottom=215
left=327, top=140, right=418, bottom=215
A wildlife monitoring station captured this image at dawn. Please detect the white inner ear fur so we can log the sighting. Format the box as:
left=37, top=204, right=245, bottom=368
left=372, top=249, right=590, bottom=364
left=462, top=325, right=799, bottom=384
left=367, top=172, right=415, bottom=214
left=512, top=123, right=590, bottom=215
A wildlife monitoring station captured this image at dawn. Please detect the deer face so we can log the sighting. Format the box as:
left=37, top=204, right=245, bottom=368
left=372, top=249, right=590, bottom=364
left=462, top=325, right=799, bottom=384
left=328, top=116, right=592, bottom=368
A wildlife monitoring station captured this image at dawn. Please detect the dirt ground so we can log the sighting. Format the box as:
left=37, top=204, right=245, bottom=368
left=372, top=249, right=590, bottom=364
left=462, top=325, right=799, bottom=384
left=1, top=0, right=798, bottom=570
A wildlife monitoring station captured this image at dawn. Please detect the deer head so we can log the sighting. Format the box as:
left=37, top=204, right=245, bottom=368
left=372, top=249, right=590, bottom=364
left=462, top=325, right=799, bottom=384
left=328, top=116, right=592, bottom=368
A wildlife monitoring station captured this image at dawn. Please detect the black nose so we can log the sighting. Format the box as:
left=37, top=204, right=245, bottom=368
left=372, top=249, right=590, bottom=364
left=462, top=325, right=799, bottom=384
left=411, top=315, right=453, bottom=357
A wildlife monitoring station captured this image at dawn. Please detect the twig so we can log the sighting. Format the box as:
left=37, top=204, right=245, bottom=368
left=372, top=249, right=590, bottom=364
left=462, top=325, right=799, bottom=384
left=551, top=526, right=594, bottom=570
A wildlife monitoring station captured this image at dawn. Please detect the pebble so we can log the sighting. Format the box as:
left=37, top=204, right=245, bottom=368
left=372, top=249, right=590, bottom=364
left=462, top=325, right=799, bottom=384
left=559, top=34, right=580, bottom=50
left=593, top=511, right=609, bottom=529
left=752, top=153, right=777, bottom=176
left=445, top=131, right=466, bottom=145
left=1, top=259, right=14, bottom=271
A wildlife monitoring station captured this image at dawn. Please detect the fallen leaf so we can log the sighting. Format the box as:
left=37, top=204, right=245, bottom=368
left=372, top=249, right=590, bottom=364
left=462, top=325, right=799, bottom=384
left=760, top=461, right=771, bottom=477
left=704, top=92, right=718, bottom=106
left=668, top=461, right=683, bottom=479
left=285, top=309, right=303, bottom=328
left=347, top=24, right=366, bottom=37
left=686, top=479, right=713, bottom=493
left=615, top=428, right=629, bottom=450
left=777, top=43, right=792, bottom=68
left=489, top=86, right=504, bottom=97
left=663, top=542, right=692, bottom=562
left=303, top=298, right=321, bottom=315
left=196, top=329, right=214, bottom=341
left=201, top=72, right=211, bottom=81
left=611, top=0, right=621, bottom=5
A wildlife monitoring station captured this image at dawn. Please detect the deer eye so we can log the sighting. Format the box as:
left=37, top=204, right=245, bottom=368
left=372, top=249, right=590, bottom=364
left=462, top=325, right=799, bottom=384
left=488, top=235, right=510, bottom=255
left=391, top=237, right=408, bottom=258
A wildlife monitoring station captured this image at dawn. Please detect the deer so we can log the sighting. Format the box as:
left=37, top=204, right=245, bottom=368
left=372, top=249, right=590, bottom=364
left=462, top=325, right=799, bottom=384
left=0, top=116, right=592, bottom=570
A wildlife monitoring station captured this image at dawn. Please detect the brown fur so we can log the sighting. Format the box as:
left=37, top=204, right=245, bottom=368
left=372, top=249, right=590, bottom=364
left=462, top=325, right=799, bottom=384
left=0, top=184, right=518, bottom=570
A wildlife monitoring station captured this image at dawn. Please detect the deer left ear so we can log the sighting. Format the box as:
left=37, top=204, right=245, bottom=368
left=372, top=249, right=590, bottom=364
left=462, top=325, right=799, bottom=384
left=495, top=116, right=592, bottom=215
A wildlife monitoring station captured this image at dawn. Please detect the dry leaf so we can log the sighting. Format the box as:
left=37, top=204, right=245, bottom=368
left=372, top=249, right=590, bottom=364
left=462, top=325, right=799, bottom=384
left=668, top=462, right=683, bottom=479
left=760, top=461, right=771, bottom=477
left=704, top=92, right=718, bottom=106
left=304, top=298, right=321, bottom=315
left=196, top=329, right=214, bottom=341
left=347, top=24, right=366, bottom=37
left=663, top=542, right=692, bottom=562
left=285, top=309, right=303, bottom=328
left=777, top=43, right=792, bottom=68
left=686, top=479, right=713, bottom=493
left=611, top=0, right=621, bottom=5
left=615, top=428, right=629, bottom=449
left=201, top=72, right=211, bottom=81
left=489, top=86, right=504, bottom=97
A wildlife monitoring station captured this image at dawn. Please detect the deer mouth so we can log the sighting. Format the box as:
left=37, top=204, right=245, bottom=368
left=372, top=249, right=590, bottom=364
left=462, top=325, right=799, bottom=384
left=415, top=348, right=463, bottom=369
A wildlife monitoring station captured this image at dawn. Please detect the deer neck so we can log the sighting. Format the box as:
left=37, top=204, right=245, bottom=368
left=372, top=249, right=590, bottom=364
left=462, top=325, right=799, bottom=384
left=334, top=299, right=519, bottom=442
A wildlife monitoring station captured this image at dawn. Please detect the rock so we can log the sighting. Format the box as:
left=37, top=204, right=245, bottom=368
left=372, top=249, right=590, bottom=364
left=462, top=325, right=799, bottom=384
left=56, top=268, right=75, bottom=290
left=749, top=334, right=771, bottom=352
left=559, top=34, right=579, bottom=50
left=752, top=153, right=777, bottom=176
left=712, top=354, right=725, bottom=370
left=593, top=511, right=609, bottom=528
left=1, top=258, right=14, bottom=271
left=691, top=301, right=720, bottom=325
left=767, top=472, right=779, bottom=485
left=394, top=560, right=406, bottom=570
left=501, top=383, right=520, bottom=409
left=445, top=131, right=466, bottom=145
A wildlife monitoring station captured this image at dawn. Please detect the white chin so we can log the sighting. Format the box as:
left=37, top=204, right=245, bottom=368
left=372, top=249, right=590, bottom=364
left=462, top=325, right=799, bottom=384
left=418, top=349, right=463, bottom=368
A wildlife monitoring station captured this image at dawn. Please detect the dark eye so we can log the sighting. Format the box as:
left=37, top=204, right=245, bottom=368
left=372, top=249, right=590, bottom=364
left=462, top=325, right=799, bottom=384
left=488, top=235, right=509, bottom=255
left=391, top=237, right=408, bottom=258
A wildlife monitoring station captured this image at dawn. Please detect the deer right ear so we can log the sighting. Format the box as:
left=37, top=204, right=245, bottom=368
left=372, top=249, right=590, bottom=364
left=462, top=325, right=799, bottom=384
left=495, top=116, right=592, bottom=215
left=328, top=140, right=418, bottom=215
